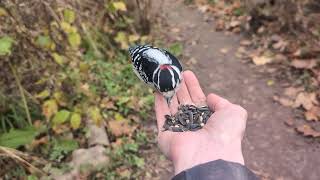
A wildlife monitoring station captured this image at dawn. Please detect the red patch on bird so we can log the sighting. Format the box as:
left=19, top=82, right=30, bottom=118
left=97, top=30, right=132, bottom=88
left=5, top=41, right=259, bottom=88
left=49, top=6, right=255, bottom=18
left=160, top=65, right=172, bottom=70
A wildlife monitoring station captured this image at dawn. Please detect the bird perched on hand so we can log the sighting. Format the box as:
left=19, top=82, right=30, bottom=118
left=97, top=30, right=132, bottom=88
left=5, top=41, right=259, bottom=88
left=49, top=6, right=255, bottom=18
left=128, top=45, right=183, bottom=105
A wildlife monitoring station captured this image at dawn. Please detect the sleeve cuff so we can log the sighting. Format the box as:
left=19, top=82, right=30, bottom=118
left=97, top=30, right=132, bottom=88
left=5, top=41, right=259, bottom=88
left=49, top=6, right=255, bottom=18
left=172, top=159, right=258, bottom=180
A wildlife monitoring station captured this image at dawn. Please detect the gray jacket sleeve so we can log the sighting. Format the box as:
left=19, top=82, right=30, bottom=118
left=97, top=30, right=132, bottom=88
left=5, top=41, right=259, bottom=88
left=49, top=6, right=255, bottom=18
left=172, top=159, right=258, bottom=180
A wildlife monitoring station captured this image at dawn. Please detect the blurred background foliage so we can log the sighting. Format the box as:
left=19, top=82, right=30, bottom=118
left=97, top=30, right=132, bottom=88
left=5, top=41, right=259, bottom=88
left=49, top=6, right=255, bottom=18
left=0, top=0, right=161, bottom=178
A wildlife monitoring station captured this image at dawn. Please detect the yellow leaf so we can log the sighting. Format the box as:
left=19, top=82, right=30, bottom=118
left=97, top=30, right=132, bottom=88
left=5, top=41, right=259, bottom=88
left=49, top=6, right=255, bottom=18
left=114, top=32, right=128, bottom=49
left=35, top=90, right=50, bottom=99
left=128, top=35, right=140, bottom=43
left=114, top=113, right=124, bottom=121
left=68, top=32, right=81, bottom=48
left=79, top=62, right=89, bottom=73
left=88, top=107, right=102, bottom=126
left=61, top=22, right=77, bottom=34
left=267, top=80, right=274, bottom=86
left=70, top=113, right=81, bottom=129
left=52, top=53, right=65, bottom=66
left=112, top=1, right=127, bottom=11
left=0, top=7, right=8, bottom=16
left=53, top=91, right=68, bottom=107
left=63, top=9, right=76, bottom=24
left=42, top=99, right=58, bottom=119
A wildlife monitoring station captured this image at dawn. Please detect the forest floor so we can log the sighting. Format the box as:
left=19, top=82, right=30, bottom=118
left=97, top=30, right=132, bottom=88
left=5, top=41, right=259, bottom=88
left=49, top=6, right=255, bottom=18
left=145, top=0, right=320, bottom=179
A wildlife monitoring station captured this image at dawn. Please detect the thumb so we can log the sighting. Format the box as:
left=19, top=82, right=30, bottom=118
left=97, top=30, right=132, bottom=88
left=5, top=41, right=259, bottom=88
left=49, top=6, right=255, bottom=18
left=206, top=93, right=231, bottom=111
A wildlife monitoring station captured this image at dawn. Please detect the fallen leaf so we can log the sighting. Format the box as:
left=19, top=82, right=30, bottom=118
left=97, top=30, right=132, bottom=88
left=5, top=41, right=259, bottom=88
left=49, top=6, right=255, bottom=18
left=273, top=96, right=294, bottom=107
left=198, top=5, right=209, bottom=13
left=128, top=34, right=140, bottom=43
left=305, top=106, right=320, bottom=121
left=114, top=112, right=125, bottom=121
left=290, top=59, right=317, bottom=69
left=70, top=113, right=81, bottom=129
left=108, top=120, right=135, bottom=137
left=229, top=20, right=241, bottom=28
left=171, top=28, right=180, bottom=33
left=31, top=136, right=48, bottom=148
left=284, top=119, right=294, bottom=127
left=240, top=40, right=252, bottom=46
left=267, top=80, right=274, bottom=86
left=251, top=55, right=273, bottom=65
left=0, top=36, right=14, bottom=56
left=42, top=99, right=58, bottom=119
left=68, top=32, right=81, bottom=48
left=63, top=9, right=76, bottom=24
left=220, top=48, right=229, bottom=54
left=215, top=19, right=225, bottom=31
left=36, top=90, right=50, bottom=99
left=283, top=87, right=303, bottom=98
left=114, top=31, right=128, bottom=49
left=293, top=92, right=318, bottom=110
left=88, top=106, right=103, bottom=126
left=51, top=53, right=65, bottom=66
left=272, top=40, right=287, bottom=51
left=257, top=26, right=265, bottom=34
left=100, top=98, right=117, bottom=110
left=0, top=7, right=8, bottom=17
left=296, top=125, right=320, bottom=138
left=273, top=54, right=287, bottom=62
left=112, top=1, right=127, bottom=11
left=52, top=110, right=71, bottom=125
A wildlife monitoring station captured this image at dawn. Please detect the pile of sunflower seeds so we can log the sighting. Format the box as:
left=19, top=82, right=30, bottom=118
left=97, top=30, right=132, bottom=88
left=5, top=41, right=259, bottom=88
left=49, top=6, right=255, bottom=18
left=163, top=104, right=213, bottom=132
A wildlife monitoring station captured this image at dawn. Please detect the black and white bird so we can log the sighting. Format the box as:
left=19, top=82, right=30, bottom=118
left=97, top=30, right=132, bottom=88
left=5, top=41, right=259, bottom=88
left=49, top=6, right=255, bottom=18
left=128, top=45, right=183, bottom=105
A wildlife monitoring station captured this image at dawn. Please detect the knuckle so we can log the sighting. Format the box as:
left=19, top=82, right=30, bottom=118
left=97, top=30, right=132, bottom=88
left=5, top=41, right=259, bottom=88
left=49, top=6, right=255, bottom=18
left=233, top=104, right=248, bottom=116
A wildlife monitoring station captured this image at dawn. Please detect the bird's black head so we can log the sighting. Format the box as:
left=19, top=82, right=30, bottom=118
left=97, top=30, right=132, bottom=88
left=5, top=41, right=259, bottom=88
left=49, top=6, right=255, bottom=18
left=154, top=64, right=181, bottom=93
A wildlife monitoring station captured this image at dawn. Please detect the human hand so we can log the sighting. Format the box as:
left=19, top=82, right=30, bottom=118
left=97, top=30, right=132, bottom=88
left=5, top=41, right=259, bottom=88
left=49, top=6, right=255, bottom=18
left=155, top=70, right=247, bottom=175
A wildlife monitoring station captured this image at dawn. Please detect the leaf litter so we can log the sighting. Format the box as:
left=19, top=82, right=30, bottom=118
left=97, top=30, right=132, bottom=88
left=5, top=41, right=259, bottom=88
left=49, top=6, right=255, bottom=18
left=192, top=0, right=320, bottom=138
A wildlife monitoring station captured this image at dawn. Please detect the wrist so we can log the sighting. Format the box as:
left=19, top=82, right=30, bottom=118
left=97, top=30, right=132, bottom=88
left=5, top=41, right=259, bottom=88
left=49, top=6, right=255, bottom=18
left=172, top=138, right=244, bottom=175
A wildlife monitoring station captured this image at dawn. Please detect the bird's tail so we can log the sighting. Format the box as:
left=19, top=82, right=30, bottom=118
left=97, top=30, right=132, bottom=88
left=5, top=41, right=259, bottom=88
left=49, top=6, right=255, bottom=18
left=128, top=45, right=139, bottom=55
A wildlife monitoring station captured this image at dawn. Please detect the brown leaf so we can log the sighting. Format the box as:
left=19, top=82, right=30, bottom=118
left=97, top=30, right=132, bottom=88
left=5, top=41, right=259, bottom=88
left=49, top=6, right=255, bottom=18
left=293, top=92, right=318, bottom=110
left=220, top=48, right=229, bottom=54
left=273, top=96, right=294, bottom=107
left=251, top=55, right=272, bottom=66
left=305, top=106, right=320, bottom=121
left=296, top=125, right=320, bottom=138
left=290, top=59, right=317, bottom=69
left=100, top=98, right=117, bottom=110
left=229, top=20, right=241, bottom=28
left=215, top=19, right=225, bottom=31
left=284, top=119, right=294, bottom=127
left=283, top=87, right=303, bottom=98
left=108, top=120, right=136, bottom=137
left=240, top=40, right=252, bottom=46
left=171, top=28, right=180, bottom=33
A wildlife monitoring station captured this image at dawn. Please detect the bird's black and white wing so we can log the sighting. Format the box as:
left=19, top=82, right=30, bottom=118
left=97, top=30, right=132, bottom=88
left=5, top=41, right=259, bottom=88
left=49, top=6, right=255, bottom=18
left=129, top=45, right=159, bottom=86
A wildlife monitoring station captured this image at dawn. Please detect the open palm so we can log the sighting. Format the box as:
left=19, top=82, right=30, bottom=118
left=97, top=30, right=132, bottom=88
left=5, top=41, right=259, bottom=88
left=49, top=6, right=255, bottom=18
left=155, top=71, right=247, bottom=174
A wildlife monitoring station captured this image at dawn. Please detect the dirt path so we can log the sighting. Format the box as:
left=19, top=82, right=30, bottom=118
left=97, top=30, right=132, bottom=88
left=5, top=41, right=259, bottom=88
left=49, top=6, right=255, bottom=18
left=150, top=0, right=320, bottom=179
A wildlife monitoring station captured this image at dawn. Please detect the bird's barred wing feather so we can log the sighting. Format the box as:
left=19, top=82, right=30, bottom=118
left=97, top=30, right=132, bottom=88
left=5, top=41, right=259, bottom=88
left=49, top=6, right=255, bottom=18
left=129, top=45, right=158, bottom=85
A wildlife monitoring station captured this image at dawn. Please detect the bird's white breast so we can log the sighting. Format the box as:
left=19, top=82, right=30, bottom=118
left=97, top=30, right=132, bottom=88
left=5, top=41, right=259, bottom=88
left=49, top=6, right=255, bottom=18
left=143, top=49, right=172, bottom=64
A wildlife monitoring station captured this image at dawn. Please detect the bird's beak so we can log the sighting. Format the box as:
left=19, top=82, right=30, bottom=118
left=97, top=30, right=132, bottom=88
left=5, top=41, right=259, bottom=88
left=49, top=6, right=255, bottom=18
left=165, top=96, right=173, bottom=106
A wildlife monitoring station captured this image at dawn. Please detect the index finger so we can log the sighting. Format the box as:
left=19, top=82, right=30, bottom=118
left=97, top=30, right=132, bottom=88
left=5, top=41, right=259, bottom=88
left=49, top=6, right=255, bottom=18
left=154, top=92, right=171, bottom=131
left=183, top=71, right=206, bottom=106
